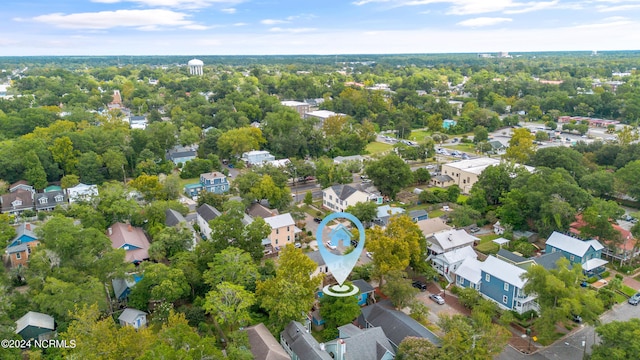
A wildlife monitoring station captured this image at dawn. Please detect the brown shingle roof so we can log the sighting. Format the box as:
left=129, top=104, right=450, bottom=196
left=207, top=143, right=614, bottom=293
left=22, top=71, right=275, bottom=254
left=108, top=223, right=150, bottom=263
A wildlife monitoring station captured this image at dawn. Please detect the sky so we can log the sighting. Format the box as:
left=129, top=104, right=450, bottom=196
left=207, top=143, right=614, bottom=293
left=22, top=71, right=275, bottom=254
left=3, top=0, right=640, bottom=56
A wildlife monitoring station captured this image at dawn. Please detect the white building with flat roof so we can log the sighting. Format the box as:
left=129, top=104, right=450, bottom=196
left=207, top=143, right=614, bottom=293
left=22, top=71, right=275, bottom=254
left=441, top=157, right=534, bottom=194
left=281, top=100, right=310, bottom=117
left=304, top=110, right=346, bottom=128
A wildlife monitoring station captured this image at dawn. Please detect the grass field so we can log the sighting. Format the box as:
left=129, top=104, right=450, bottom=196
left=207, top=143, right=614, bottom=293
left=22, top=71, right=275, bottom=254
left=408, top=129, right=432, bottom=143
left=428, top=209, right=445, bottom=218
left=178, top=176, right=199, bottom=188
left=443, top=143, right=476, bottom=152
left=621, top=285, right=637, bottom=297
left=366, top=141, right=393, bottom=154
left=475, top=234, right=501, bottom=254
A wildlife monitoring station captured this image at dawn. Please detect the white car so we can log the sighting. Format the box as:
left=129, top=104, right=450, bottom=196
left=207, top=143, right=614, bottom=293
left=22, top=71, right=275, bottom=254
left=366, top=252, right=374, bottom=259
left=326, top=241, right=337, bottom=250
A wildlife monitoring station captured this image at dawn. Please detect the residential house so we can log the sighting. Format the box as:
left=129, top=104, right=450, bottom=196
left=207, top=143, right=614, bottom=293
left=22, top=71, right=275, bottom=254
left=455, top=257, right=483, bottom=290
left=1, top=189, right=34, bottom=214
left=108, top=223, right=151, bottom=264
left=497, top=248, right=567, bottom=272
left=306, top=251, right=330, bottom=279
left=493, top=221, right=506, bottom=235
left=66, top=183, right=99, bottom=204
left=441, top=157, right=534, bottom=194
left=34, top=191, right=66, bottom=212
left=480, top=256, right=538, bottom=314
left=112, top=275, right=142, bottom=301
left=352, top=279, right=375, bottom=306
left=165, top=208, right=197, bottom=250
left=432, top=245, right=478, bottom=283
left=118, top=308, right=147, bottom=329
left=242, top=150, right=276, bottom=166
left=357, top=302, right=441, bottom=351
left=184, top=172, right=230, bottom=197
left=488, top=140, right=507, bottom=154
left=426, top=229, right=479, bottom=257
left=166, top=145, right=198, bottom=165
left=264, top=213, right=300, bottom=250
left=196, top=204, right=222, bottom=240
left=416, top=218, right=452, bottom=238
left=333, top=155, right=367, bottom=165
left=15, top=312, right=55, bottom=340
left=322, top=185, right=373, bottom=213
left=9, top=180, right=35, bottom=194
left=303, top=110, right=346, bottom=128
left=430, top=174, right=455, bottom=189
left=324, top=324, right=395, bottom=360
left=129, top=115, right=148, bottom=130
left=442, top=119, right=457, bottom=130
left=247, top=203, right=279, bottom=219
left=4, top=223, right=39, bottom=269
left=570, top=214, right=639, bottom=263
left=246, top=323, right=291, bottom=360
left=545, top=231, right=608, bottom=276
left=281, top=100, right=310, bottom=118
left=374, top=205, right=405, bottom=226
left=408, top=209, right=429, bottom=222
left=281, top=321, right=333, bottom=360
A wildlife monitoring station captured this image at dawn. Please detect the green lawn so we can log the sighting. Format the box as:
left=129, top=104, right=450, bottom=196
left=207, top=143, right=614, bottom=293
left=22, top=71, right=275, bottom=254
left=366, top=141, right=393, bottom=154
left=178, top=176, right=199, bottom=188
left=443, top=144, right=476, bottom=152
left=428, top=209, right=445, bottom=218
left=475, top=234, right=502, bottom=254
left=621, top=285, right=637, bottom=297
left=408, top=129, right=432, bottom=143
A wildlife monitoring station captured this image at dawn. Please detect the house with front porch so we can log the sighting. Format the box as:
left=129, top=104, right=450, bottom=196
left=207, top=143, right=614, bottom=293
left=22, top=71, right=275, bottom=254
left=426, top=229, right=479, bottom=258
left=480, top=256, right=538, bottom=314
left=432, top=245, right=477, bottom=283
left=322, top=185, right=374, bottom=213
left=545, top=231, right=608, bottom=276
left=184, top=172, right=230, bottom=197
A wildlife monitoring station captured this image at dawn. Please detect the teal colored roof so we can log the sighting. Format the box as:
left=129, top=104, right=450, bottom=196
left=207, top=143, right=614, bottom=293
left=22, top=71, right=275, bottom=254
left=184, top=183, right=202, bottom=189
left=44, top=185, right=62, bottom=192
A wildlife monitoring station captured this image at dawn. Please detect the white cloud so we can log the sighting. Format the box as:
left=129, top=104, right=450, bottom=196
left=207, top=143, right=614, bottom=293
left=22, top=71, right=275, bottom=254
left=32, top=9, right=199, bottom=30
left=269, top=27, right=317, bottom=33
left=261, top=19, right=289, bottom=25
left=182, top=24, right=211, bottom=30
left=233, top=22, right=248, bottom=26
left=504, top=1, right=559, bottom=14
left=572, top=16, right=633, bottom=29
left=457, top=17, right=512, bottom=27
left=91, top=0, right=244, bottom=9
left=221, top=8, right=236, bottom=13
left=353, top=0, right=563, bottom=15
left=598, top=4, right=640, bottom=11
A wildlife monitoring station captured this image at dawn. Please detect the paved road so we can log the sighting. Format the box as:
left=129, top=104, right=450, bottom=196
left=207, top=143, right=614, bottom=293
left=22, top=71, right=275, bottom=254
left=496, top=300, right=640, bottom=360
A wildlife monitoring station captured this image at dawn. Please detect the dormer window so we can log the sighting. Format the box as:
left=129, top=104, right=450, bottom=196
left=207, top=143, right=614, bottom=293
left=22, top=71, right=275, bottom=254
left=54, top=195, right=64, bottom=202
left=39, top=197, right=48, bottom=204
left=12, top=199, right=22, bottom=207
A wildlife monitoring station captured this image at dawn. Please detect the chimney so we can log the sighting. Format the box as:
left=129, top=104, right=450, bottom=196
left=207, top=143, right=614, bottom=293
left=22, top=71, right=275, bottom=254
left=108, top=228, right=113, bottom=235
left=25, top=223, right=31, bottom=231
left=319, top=343, right=325, bottom=351
left=337, top=339, right=346, bottom=360
left=128, top=224, right=132, bottom=232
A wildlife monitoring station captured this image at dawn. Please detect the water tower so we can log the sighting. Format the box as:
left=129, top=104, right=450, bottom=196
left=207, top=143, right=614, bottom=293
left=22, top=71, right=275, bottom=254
left=188, top=58, right=204, bottom=76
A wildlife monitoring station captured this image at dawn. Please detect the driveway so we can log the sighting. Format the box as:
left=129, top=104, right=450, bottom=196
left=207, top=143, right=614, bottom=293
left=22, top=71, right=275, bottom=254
left=414, top=284, right=471, bottom=329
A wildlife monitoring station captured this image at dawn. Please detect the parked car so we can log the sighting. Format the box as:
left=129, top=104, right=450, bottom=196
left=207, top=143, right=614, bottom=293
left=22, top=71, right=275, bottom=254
left=313, top=217, right=322, bottom=223
left=326, top=241, right=337, bottom=250
left=351, top=240, right=358, bottom=247
left=294, top=242, right=302, bottom=248
left=366, top=252, right=374, bottom=259
left=412, top=281, right=427, bottom=291
left=628, top=293, right=640, bottom=306
left=429, top=294, right=445, bottom=305
left=469, top=226, right=480, bottom=233
left=571, top=314, right=582, bottom=323
left=442, top=205, right=451, bottom=212
left=461, top=153, right=469, bottom=160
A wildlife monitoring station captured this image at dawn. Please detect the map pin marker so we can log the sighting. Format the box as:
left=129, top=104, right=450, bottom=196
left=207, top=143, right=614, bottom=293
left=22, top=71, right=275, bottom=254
left=317, top=212, right=366, bottom=297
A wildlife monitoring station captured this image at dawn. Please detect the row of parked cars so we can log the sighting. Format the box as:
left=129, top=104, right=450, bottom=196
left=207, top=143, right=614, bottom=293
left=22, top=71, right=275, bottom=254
left=412, top=280, right=445, bottom=305
left=435, top=148, right=469, bottom=159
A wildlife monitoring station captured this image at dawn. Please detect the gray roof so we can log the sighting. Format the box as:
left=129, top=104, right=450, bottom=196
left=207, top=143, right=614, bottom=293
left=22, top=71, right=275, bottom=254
left=359, top=303, right=441, bottom=347
left=15, top=312, right=54, bottom=334
left=306, top=251, right=325, bottom=266
left=432, top=174, right=454, bottom=182
left=489, top=140, right=506, bottom=149
left=34, top=191, right=66, bottom=210
left=352, top=279, right=375, bottom=294
left=197, top=204, right=222, bottom=222
left=118, top=308, right=147, bottom=323
left=329, top=184, right=359, bottom=201
left=408, top=209, right=428, bottom=219
left=546, top=231, right=604, bottom=257
left=532, top=251, right=567, bottom=271
left=497, top=248, right=528, bottom=264
left=246, top=323, right=291, bottom=360
left=165, top=208, right=186, bottom=227
left=329, top=325, right=395, bottom=360
left=15, top=222, right=37, bottom=240
left=6, top=242, right=28, bottom=254
left=281, top=321, right=332, bottom=360
left=248, top=203, right=279, bottom=219
left=112, top=277, right=137, bottom=300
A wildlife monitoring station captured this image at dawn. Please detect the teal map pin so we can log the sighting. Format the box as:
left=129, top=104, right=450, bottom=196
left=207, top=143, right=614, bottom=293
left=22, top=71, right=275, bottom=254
left=317, top=212, right=366, bottom=296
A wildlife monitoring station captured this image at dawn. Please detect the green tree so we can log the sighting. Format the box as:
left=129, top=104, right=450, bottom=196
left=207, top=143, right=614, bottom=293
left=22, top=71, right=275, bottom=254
left=617, top=126, right=639, bottom=146
left=303, top=191, right=313, bottom=206
left=365, top=153, right=413, bottom=199
left=449, top=205, right=481, bottom=227
left=414, top=168, right=431, bottom=184
left=61, top=174, right=80, bottom=189
left=149, top=226, right=193, bottom=261
left=382, top=270, right=419, bottom=308
left=580, top=170, right=615, bottom=197
left=615, top=160, right=640, bottom=200
left=32, top=276, right=109, bottom=325
left=591, top=319, right=640, bottom=360
left=49, top=136, right=77, bottom=175
left=128, top=174, right=164, bottom=201
left=473, top=125, right=489, bottom=143
left=256, top=245, right=323, bottom=331
left=397, top=337, right=442, bottom=360
left=76, top=151, right=104, bottom=184
left=345, top=201, right=378, bottom=225
left=129, top=263, right=191, bottom=311
left=437, top=313, right=510, bottom=360
left=179, top=158, right=213, bottom=179
left=203, top=247, right=259, bottom=290
left=103, top=148, right=127, bottom=181
left=23, top=150, right=48, bottom=190
left=204, top=282, right=255, bottom=332
left=504, top=128, right=536, bottom=164
left=319, top=289, right=361, bottom=340
left=217, top=127, right=266, bottom=158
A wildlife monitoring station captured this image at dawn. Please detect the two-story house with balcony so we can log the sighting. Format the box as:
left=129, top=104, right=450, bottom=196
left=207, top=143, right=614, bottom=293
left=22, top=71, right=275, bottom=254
left=184, top=172, right=230, bottom=197
left=479, top=256, right=538, bottom=314
left=322, top=185, right=373, bottom=213
left=545, top=231, right=608, bottom=276
left=242, top=150, right=276, bottom=166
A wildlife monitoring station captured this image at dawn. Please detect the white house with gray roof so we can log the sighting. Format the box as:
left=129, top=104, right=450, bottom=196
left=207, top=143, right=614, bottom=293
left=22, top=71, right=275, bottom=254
left=322, top=185, right=373, bottom=213
left=432, top=245, right=478, bottom=283
left=118, top=308, right=147, bottom=329
left=196, top=204, right=222, bottom=240
left=427, top=229, right=479, bottom=256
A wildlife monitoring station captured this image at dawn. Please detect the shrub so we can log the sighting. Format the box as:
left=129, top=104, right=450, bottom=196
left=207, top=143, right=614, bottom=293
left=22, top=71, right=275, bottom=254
left=601, top=271, right=610, bottom=279
left=587, top=277, right=598, bottom=284
left=615, top=273, right=623, bottom=280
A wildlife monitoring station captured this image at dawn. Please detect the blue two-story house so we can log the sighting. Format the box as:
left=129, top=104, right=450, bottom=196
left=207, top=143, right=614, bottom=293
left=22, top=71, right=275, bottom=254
left=479, top=256, right=538, bottom=314
left=545, top=231, right=608, bottom=276
left=184, top=172, right=230, bottom=197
